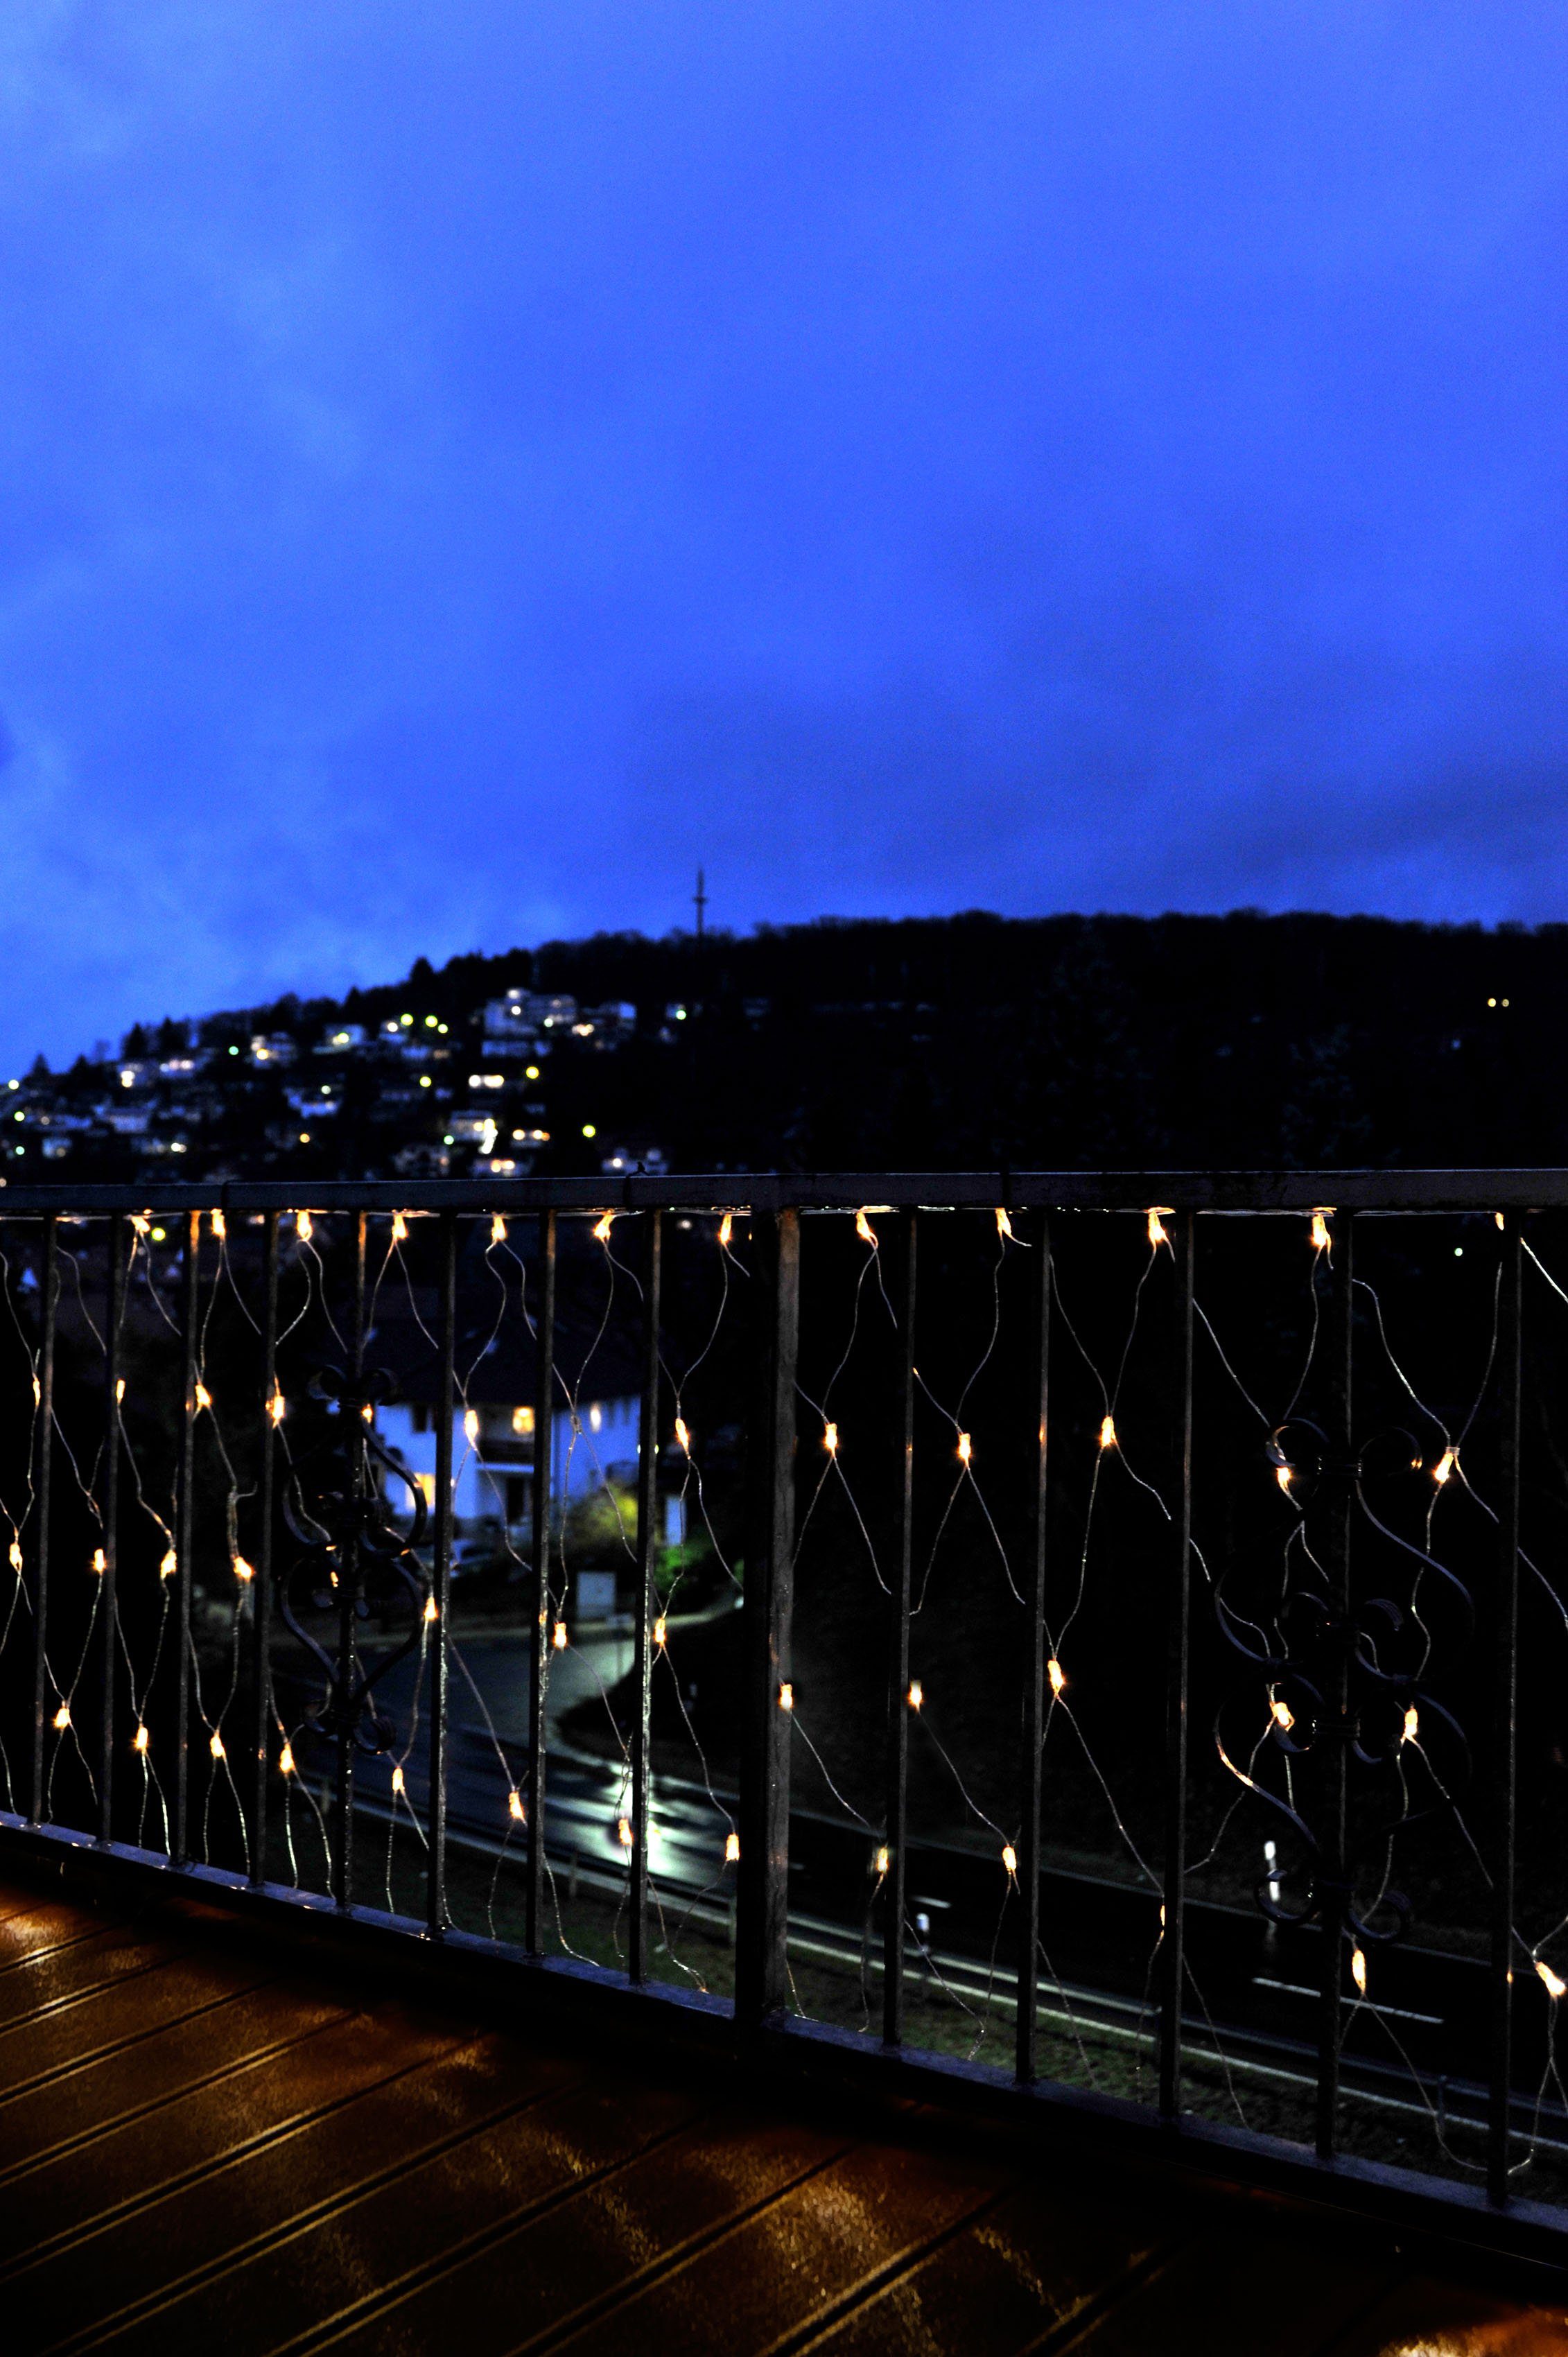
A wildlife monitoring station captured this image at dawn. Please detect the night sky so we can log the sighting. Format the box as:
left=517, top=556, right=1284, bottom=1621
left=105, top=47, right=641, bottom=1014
left=1, top=5, right=1563, bottom=1072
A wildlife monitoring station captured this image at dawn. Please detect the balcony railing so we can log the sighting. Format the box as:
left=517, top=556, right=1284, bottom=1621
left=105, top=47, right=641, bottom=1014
left=1, top=1171, right=1566, bottom=2268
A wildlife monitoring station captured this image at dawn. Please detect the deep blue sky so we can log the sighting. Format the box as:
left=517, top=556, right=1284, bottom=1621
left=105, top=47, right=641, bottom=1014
left=2, top=5, right=1565, bottom=1072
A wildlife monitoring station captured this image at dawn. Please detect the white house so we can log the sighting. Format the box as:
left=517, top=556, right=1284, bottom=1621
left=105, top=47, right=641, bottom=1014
left=376, top=1392, right=641, bottom=1536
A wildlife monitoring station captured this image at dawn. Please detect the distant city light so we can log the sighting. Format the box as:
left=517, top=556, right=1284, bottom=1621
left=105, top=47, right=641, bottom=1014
left=582, top=1122, right=597, bottom=1138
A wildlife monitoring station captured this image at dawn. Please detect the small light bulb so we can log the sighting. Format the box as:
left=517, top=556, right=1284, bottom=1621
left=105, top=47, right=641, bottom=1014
left=957, top=1431, right=973, bottom=1465
left=995, top=1207, right=1013, bottom=1241
left=553, top=1619, right=568, bottom=1650
left=114, top=1377, right=125, bottom=1403
left=1495, top=1212, right=1506, bottom=1231
left=591, top=1212, right=613, bottom=1244
left=1047, top=1658, right=1066, bottom=1698
left=297, top=1211, right=313, bottom=1242
left=160, top=1548, right=177, bottom=1579
left=391, top=1212, right=408, bottom=1243
left=278, top=1741, right=295, bottom=1775
left=132, top=1724, right=149, bottom=1754
left=1402, top=1704, right=1419, bottom=1743
left=509, top=1789, right=525, bottom=1822
left=1275, top=1463, right=1293, bottom=1495
left=424, top=1595, right=438, bottom=1623
left=391, top=1765, right=406, bottom=1795
left=855, top=1209, right=877, bottom=1248
left=907, top=1680, right=923, bottom=1710
left=718, top=1213, right=733, bottom=1249
left=211, top=1210, right=227, bottom=1241
left=92, top=1547, right=105, bottom=1574
left=31, top=1375, right=40, bottom=1408
left=233, top=1555, right=254, bottom=1583
left=490, top=1215, right=507, bottom=1244
left=724, top=1831, right=740, bottom=1863
left=1271, top=1697, right=1295, bottom=1732
left=874, top=1844, right=890, bottom=1876
left=1537, top=1958, right=1567, bottom=2001
left=824, top=1420, right=838, bottom=1455
left=464, top=1408, right=480, bottom=1445
left=779, top=1681, right=794, bottom=1712
left=674, top=1416, right=691, bottom=1454
left=7, top=1540, right=20, bottom=1573
left=1311, top=1211, right=1331, bottom=1254
left=1434, top=1447, right=1456, bottom=1486
left=1099, top=1415, right=1116, bottom=1450
left=1002, top=1843, right=1018, bottom=1877
left=654, top=1615, right=667, bottom=1646
left=268, top=1388, right=285, bottom=1425
left=195, top=1382, right=213, bottom=1412
left=618, top=1816, right=634, bottom=1849
left=1147, top=1210, right=1169, bottom=1248
left=1351, top=1947, right=1367, bottom=1997
left=53, top=1702, right=70, bottom=1730
left=209, top=1731, right=225, bottom=1760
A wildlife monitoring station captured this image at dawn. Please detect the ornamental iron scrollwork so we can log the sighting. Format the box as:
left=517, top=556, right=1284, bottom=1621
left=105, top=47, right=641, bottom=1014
left=279, top=1362, right=430, bottom=1760
left=1213, top=1416, right=1474, bottom=1955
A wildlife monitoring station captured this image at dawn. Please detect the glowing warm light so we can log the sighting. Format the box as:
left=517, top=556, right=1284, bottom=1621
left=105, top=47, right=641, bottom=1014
left=1311, top=1211, right=1332, bottom=1254
left=824, top=1420, right=839, bottom=1455
left=995, top=1207, right=1013, bottom=1242
left=509, top=1789, right=525, bottom=1822
left=297, top=1212, right=313, bottom=1242
left=654, top=1615, right=668, bottom=1647
left=718, top=1214, right=733, bottom=1249
left=957, top=1431, right=973, bottom=1465
left=132, top=1214, right=150, bottom=1238
left=391, top=1766, right=406, bottom=1796
left=1147, top=1209, right=1170, bottom=1249
left=1537, top=1958, right=1567, bottom=2001
left=1047, top=1658, right=1066, bottom=1698
left=1495, top=1212, right=1506, bottom=1231
left=7, top=1540, right=20, bottom=1573
left=211, top=1210, right=227, bottom=1241
left=1403, top=1705, right=1420, bottom=1744
left=424, top=1595, right=438, bottom=1624
left=360, top=1402, right=374, bottom=1424
left=464, top=1408, right=480, bottom=1445
left=133, top=1724, right=149, bottom=1754
left=1275, top=1464, right=1293, bottom=1495
left=233, top=1555, right=254, bottom=1583
left=391, top=1212, right=408, bottom=1244
left=209, top=1731, right=225, bottom=1760
left=1433, top=1447, right=1456, bottom=1486
left=160, top=1549, right=177, bottom=1580
left=279, top=1742, right=295, bottom=1776
left=31, top=1375, right=40, bottom=1408
left=1271, top=1698, right=1295, bottom=1732
left=908, top=1680, right=924, bottom=1710
left=855, top=1208, right=878, bottom=1248
left=553, top=1619, right=568, bottom=1650
left=674, top=1416, right=691, bottom=1454
left=268, top=1388, right=286, bottom=1425
left=195, top=1382, right=213, bottom=1412
left=875, top=1844, right=890, bottom=1875
left=115, top=1377, right=125, bottom=1404
left=1002, top=1843, right=1018, bottom=1877
left=1351, top=1947, right=1367, bottom=1997
left=1099, top=1415, right=1116, bottom=1450
left=92, top=1548, right=105, bottom=1575
left=591, top=1211, right=614, bottom=1244
left=53, top=1703, right=70, bottom=1730
left=618, top=1815, right=634, bottom=1849
left=582, top=1122, right=598, bottom=1140
left=779, top=1681, right=794, bottom=1712
left=724, top=1830, right=740, bottom=1863
left=491, top=1215, right=507, bottom=1245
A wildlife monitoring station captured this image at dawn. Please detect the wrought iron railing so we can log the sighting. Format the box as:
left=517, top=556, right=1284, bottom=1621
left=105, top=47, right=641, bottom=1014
left=0, top=1172, right=1566, bottom=2265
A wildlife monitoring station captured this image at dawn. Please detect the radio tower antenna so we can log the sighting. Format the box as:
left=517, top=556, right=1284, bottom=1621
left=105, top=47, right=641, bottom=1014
left=694, top=867, right=708, bottom=941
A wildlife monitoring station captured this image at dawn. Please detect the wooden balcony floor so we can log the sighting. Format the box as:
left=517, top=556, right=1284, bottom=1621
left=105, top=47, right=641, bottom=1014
left=0, top=1872, right=1565, bottom=2356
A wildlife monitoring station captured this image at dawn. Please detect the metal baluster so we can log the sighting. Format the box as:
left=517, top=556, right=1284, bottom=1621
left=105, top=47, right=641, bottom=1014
left=1158, top=1210, right=1195, bottom=2120
left=1016, top=1210, right=1049, bottom=2085
left=883, top=1209, right=916, bottom=2048
left=428, top=1210, right=456, bottom=1936
left=526, top=1208, right=556, bottom=1956
left=333, top=1212, right=367, bottom=1911
left=251, top=1213, right=279, bottom=1886
left=1316, top=1207, right=1354, bottom=2159
left=98, top=1214, right=127, bottom=1845
left=1490, top=1214, right=1523, bottom=2205
left=630, top=1209, right=662, bottom=1982
left=173, top=1210, right=199, bottom=1867
left=736, top=1206, right=800, bottom=2029
left=29, top=1214, right=58, bottom=1826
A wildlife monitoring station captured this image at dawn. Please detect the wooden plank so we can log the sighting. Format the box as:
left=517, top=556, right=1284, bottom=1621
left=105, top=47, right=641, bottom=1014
left=558, top=2143, right=1007, bottom=2357
left=315, top=2114, right=851, bottom=2357
left=1061, top=2227, right=1397, bottom=2357
left=54, top=2076, right=707, bottom=2357
left=0, top=1981, right=349, bottom=2202
left=0, top=1951, right=277, bottom=2099
left=0, top=1926, right=177, bottom=2030
left=794, top=2180, right=1182, bottom=2357
left=1318, top=2274, right=1568, bottom=2356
